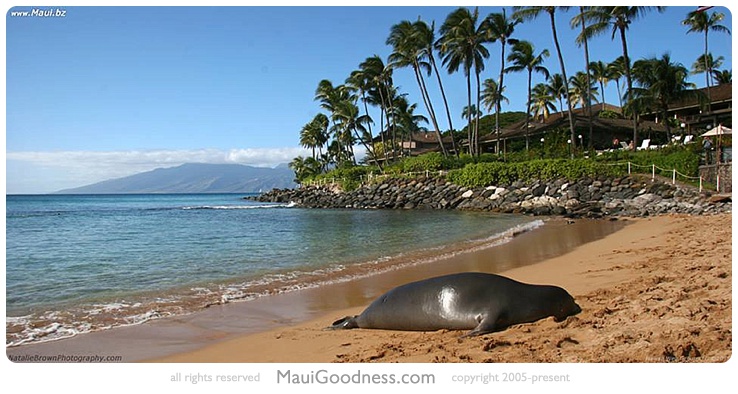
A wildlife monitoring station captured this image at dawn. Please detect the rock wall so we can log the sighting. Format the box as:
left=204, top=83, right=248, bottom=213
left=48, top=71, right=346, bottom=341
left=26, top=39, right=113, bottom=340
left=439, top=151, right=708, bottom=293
left=251, top=175, right=730, bottom=218
left=699, top=163, right=732, bottom=194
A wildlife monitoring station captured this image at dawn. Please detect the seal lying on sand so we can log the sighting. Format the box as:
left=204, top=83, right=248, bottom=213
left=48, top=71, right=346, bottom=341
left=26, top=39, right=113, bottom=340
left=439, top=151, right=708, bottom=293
left=329, top=272, right=581, bottom=336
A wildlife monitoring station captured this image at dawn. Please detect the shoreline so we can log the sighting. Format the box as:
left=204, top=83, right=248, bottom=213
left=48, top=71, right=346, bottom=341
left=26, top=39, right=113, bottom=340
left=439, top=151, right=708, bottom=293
left=150, top=213, right=731, bottom=363
left=6, top=216, right=626, bottom=362
left=5, top=208, right=535, bottom=348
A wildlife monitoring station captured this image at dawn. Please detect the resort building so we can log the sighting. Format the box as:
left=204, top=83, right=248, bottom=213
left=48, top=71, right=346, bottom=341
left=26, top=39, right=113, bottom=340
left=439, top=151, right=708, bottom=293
left=376, top=84, right=732, bottom=168
left=478, top=104, right=668, bottom=152
left=639, top=83, right=732, bottom=136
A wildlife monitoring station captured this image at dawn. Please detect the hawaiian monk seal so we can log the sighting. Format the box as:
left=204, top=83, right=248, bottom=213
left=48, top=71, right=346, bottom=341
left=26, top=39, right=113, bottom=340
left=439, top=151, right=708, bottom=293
left=329, top=272, right=581, bottom=336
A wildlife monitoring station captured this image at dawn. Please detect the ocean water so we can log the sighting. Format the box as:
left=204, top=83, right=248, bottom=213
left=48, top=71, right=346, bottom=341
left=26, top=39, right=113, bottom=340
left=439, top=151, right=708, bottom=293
left=5, top=193, right=541, bottom=346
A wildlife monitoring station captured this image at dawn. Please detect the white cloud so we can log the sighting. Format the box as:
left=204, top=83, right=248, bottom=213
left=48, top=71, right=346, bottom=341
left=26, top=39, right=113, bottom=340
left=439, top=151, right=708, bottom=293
left=5, top=148, right=309, bottom=194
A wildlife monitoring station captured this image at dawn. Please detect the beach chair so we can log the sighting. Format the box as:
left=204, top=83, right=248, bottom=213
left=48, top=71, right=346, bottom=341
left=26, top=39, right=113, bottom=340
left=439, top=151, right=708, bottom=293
left=637, top=139, right=651, bottom=150
left=683, top=135, right=694, bottom=144
left=620, top=141, right=629, bottom=150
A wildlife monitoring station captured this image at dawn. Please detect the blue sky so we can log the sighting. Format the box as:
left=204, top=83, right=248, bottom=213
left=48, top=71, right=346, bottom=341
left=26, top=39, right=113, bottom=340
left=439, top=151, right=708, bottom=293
left=4, top=4, right=733, bottom=193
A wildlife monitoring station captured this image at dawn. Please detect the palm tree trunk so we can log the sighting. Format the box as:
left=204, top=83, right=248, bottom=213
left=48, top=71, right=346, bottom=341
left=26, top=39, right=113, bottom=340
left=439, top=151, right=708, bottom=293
left=704, top=30, right=712, bottom=112
left=466, top=68, right=473, bottom=155
left=549, top=11, right=576, bottom=151
left=379, top=108, right=388, bottom=162
left=385, top=86, right=398, bottom=161
left=348, top=133, right=357, bottom=165
left=615, top=79, right=623, bottom=108
left=619, top=26, right=637, bottom=149
left=330, top=120, right=342, bottom=164
left=475, top=68, right=482, bottom=157
left=414, top=63, right=448, bottom=156
left=377, top=86, right=391, bottom=162
left=360, top=91, right=381, bottom=168
left=430, top=55, right=458, bottom=156
left=525, top=70, right=532, bottom=152
left=579, top=7, right=593, bottom=151
left=496, top=39, right=507, bottom=155
left=661, top=107, right=671, bottom=141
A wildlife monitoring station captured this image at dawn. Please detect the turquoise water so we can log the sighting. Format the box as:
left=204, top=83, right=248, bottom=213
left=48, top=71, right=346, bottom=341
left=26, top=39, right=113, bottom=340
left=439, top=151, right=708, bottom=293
left=5, top=193, right=539, bottom=346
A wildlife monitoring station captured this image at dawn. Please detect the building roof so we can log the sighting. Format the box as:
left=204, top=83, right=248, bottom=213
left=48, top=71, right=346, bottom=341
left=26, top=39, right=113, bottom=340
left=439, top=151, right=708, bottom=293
left=371, top=131, right=454, bottom=144
left=667, top=83, right=732, bottom=111
left=480, top=105, right=667, bottom=143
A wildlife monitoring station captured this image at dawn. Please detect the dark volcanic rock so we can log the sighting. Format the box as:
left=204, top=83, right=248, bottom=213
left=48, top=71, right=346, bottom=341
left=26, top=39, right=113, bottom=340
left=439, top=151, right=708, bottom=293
left=249, top=174, right=730, bottom=219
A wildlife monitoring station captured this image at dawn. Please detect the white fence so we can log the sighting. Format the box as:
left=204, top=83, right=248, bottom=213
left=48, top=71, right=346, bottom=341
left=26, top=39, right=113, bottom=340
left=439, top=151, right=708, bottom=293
left=609, top=161, right=705, bottom=192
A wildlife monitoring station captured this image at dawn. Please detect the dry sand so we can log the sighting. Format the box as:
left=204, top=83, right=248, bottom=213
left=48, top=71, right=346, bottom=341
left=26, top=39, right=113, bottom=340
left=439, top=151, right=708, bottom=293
left=152, top=213, right=732, bottom=363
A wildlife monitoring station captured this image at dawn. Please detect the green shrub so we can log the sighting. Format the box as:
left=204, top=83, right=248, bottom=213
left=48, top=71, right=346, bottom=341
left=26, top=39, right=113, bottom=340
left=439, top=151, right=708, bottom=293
left=447, top=159, right=622, bottom=188
left=636, top=146, right=700, bottom=178
left=311, top=165, right=379, bottom=191
left=400, top=152, right=451, bottom=173
left=595, top=145, right=700, bottom=178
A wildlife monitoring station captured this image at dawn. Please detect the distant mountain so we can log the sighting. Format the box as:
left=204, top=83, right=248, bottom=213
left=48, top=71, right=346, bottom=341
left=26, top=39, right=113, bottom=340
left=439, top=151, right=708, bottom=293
left=56, top=163, right=296, bottom=194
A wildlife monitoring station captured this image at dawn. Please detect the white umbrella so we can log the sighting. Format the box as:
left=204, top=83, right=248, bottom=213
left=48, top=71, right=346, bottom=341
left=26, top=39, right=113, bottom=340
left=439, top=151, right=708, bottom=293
left=701, top=124, right=732, bottom=137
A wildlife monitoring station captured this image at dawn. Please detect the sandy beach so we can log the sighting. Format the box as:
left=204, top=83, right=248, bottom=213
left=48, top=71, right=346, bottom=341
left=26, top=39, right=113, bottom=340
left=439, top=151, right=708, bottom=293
left=151, top=213, right=732, bottom=363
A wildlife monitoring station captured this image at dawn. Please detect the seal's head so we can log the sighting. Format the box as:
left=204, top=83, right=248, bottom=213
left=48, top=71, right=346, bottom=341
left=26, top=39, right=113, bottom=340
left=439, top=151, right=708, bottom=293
left=552, top=291, right=582, bottom=322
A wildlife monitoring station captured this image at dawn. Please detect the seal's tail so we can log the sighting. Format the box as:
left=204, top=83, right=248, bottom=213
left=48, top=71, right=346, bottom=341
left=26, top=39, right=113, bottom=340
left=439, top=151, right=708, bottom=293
left=326, top=316, right=359, bottom=330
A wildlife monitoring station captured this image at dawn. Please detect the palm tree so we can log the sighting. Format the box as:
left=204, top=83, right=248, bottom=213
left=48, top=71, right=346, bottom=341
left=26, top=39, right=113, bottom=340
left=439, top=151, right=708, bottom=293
left=589, top=60, right=610, bottom=110
left=393, top=95, right=429, bottom=150
left=481, top=78, right=508, bottom=114
left=437, top=7, right=491, bottom=156
left=607, top=56, right=627, bottom=108
left=358, top=55, right=398, bottom=161
left=569, top=71, right=599, bottom=109
left=299, top=113, right=329, bottom=160
left=691, top=53, right=724, bottom=87
left=387, top=20, right=448, bottom=156
left=505, top=40, right=550, bottom=151
left=461, top=104, right=482, bottom=121
left=332, top=99, right=374, bottom=165
left=289, top=156, right=308, bottom=183
left=289, top=156, right=322, bottom=183
left=346, top=66, right=378, bottom=161
left=460, top=104, right=482, bottom=148
left=484, top=9, right=519, bottom=154
left=682, top=9, right=731, bottom=111
left=582, top=6, right=666, bottom=149
left=712, top=69, right=732, bottom=85
left=415, top=19, right=459, bottom=155
left=512, top=6, right=576, bottom=149
left=546, top=73, right=567, bottom=114
left=530, top=83, right=556, bottom=122
left=299, top=122, right=318, bottom=160
left=314, top=80, right=359, bottom=164
left=631, top=53, right=698, bottom=139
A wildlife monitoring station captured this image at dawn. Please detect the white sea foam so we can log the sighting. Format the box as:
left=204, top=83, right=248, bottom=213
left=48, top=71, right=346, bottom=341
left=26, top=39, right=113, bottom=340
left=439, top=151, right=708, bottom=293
left=182, top=202, right=295, bottom=210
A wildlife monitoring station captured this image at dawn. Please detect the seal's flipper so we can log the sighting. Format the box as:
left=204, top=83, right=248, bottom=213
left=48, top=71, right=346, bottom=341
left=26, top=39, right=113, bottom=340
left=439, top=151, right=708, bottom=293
left=462, top=313, right=500, bottom=337
left=326, top=316, right=359, bottom=330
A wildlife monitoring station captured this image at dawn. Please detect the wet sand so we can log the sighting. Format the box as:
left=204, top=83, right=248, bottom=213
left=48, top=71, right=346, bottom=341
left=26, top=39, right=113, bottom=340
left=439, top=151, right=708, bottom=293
left=7, top=217, right=625, bottom=362
left=151, top=213, right=732, bottom=363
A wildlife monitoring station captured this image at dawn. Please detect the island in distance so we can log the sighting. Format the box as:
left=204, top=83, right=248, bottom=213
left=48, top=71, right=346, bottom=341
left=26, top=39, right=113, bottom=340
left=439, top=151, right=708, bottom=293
left=56, top=163, right=297, bottom=194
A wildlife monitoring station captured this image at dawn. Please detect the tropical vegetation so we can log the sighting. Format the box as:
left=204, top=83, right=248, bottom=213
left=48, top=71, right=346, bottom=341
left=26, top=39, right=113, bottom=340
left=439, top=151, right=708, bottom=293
left=289, top=6, right=730, bottom=188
